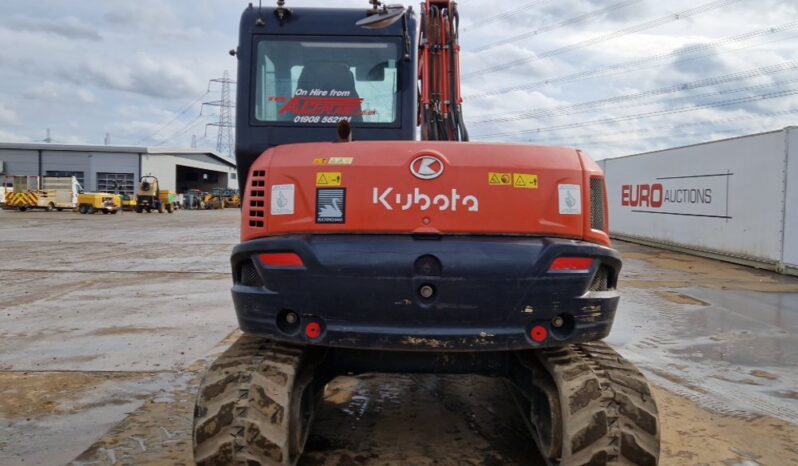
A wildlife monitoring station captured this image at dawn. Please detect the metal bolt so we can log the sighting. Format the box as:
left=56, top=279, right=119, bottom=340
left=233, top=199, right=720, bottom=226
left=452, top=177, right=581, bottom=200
left=552, top=316, right=565, bottom=328
left=285, top=312, right=298, bottom=324
left=419, top=285, right=435, bottom=299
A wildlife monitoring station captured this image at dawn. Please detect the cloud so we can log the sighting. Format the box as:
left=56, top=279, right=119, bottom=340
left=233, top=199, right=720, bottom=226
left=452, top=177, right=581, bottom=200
left=1, top=15, right=101, bottom=41
left=60, top=55, right=204, bottom=99
left=0, top=102, right=17, bottom=125
left=0, top=128, right=25, bottom=142
left=671, top=44, right=730, bottom=77
left=103, top=2, right=179, bottom=30
left=23, top=81, right=96, bottom=104
left=0, top=0, right=796, bottom=151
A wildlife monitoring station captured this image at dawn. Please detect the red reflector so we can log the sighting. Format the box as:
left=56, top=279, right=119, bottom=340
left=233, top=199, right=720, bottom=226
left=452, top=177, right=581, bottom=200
left=305, top=322, right=321, bottom=339
left=549, top=257, right=594, bottom=273
left=530, top=325, right=548, bottom=343
left=259, top=252, right=304, bottom=268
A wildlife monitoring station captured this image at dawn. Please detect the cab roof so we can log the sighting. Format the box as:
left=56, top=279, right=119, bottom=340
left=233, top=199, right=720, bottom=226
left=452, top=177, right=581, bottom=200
left=239, top=5, right=410, bottom=37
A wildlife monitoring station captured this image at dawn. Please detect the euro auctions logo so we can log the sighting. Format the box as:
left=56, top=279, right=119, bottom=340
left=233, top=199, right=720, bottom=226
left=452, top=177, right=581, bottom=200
left=621, top=184, right=664, bottom=208
left=619, top=172, right=731, bottom=220
left=621, top=184, right=713, bottom=208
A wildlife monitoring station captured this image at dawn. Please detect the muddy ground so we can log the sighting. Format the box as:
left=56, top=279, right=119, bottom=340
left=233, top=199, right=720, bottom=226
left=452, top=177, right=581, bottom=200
left=0, top=209, right=796, bottom=465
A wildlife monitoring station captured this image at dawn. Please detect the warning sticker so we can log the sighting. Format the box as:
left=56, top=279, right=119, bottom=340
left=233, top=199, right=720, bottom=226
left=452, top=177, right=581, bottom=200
left=316, top=172, right=342, bottom=187
left=559, top=184, right=582, bottom=215
left=316, top=189, right=346, bottom=224
left=488, top=173, right=512, bottom=186
left=329, top=157, right=353, bottom=165
left=271, top=184, right=295, bottom=216
left=513, top=173, right=539, bottom=189
left=312, top=157, right=353, bottom=166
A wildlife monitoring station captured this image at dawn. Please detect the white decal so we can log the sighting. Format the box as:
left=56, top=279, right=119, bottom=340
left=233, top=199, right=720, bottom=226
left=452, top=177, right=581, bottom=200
left=410, top=156, right=445, bottom=180
left=271, top=184, right=295, bottom=215
left=373, top=187, right=479, bottom=213
left=559, top=184, right=582, bottom=215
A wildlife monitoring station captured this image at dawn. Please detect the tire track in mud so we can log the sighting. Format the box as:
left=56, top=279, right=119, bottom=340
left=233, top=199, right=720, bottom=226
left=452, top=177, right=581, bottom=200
left=302, top=374, right=543, bottom=466
left=68, top=368, right=544, bottom=466
left=613, top=279, right=798, bottom=425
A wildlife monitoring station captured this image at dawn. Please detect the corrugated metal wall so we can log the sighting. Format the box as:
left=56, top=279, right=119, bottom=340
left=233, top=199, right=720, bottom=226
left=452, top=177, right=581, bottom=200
left=1, top=147, right=236, bottom=193
left=602, top=127, right=797, bottom=275
left=783, top=128, right=798, bottom=274
left=0, top=149, right=40, bottom=178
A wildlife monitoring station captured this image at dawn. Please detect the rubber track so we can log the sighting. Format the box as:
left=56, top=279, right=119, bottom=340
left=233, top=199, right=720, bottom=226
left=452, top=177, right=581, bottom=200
left=193, top=335, right=307, bottom=466
left=533, top=341, right=660, bottom=466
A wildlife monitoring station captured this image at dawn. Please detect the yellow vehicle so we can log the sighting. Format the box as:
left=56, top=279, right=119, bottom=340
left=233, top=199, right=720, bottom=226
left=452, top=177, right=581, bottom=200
left=109, top=180, right=137, bottom=211
left=4, top=176, right=80, bottom=211
left=121, top=197, right=137, bottom=211
left=220, top=189, right=241, bottom=208
left=202, top=191, right=224, bottom=210
left=224, top=193, right=241, bottom=208
left=77, top=192, right=122, bottom=214
left=135, top=176, right=176, bottom=213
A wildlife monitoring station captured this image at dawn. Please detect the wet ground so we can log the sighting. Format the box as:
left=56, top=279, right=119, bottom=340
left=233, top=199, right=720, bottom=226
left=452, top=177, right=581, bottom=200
left=0, top=209, right=796, bottom=465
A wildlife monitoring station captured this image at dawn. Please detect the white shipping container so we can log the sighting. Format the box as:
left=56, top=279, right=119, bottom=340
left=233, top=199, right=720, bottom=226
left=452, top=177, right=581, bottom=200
left=603, top=128, right=795, bottom=269
left=783, top=128, right=798, bottom=273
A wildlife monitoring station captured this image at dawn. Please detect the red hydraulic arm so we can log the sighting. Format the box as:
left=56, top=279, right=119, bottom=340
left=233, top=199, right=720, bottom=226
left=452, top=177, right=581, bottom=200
left=419, top=0, right=469, bottom=141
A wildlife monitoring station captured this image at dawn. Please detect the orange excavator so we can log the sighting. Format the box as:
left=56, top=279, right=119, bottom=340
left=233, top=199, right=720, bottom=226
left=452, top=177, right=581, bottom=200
left=192, top=2, right=660, bottom=465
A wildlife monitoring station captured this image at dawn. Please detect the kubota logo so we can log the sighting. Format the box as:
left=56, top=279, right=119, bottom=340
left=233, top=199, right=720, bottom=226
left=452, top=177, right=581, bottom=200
left=410, top=155, right=444, bottom=180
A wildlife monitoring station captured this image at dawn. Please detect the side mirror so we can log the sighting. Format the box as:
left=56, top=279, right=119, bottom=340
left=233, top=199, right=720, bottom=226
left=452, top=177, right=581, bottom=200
left=357, top=5, right=405, bottom=29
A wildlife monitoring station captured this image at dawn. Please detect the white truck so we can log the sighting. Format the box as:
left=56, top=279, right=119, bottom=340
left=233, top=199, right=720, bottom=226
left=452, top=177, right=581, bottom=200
left=4, top=176, right=81, bottom=211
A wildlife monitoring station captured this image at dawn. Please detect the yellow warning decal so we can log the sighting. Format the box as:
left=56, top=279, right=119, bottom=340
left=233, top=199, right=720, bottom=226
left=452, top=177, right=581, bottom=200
left=328, top=157, right=353, bottom=165
left=488, top=172, right=512, bottom=186
left=513, top=173, right=539, bottom=189
left=316, top=172, right=342, bottom=187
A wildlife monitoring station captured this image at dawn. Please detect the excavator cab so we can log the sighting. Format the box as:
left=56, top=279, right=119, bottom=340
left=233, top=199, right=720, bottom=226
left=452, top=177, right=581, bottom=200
left=234, top=4, right=418, bottom=193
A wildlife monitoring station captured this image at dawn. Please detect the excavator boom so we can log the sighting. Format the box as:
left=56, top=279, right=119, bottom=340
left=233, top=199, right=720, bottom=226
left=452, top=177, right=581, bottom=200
left=419, top=0, right=468, bottom=141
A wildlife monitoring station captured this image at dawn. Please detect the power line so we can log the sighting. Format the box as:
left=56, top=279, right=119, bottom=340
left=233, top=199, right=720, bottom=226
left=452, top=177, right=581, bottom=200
left=466, top=21, right=798, bottom=99
left=153, top=114, right=206, bottom=147
left=528, top=118, right=798, bottom=156
left=520, top=108, right=798, bottom=146
left=134, top=90, right=210, bottom=145
left=473, top=87, right=798, bottom=138
left=470, top=60, right=798, bottom=125
left=460, top=0, right=555, bottom=32
left=463, top=0, right=744, bottom=78
left=472, top=0, right=643, bottom=53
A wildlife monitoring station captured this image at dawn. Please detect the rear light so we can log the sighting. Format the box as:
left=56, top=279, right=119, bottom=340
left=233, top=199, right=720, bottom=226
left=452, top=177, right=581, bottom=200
left=258, top=252, right=304, bottom=268
left=530, top=325, right=548, bottom=343
left=549, top=257, right=594, bottom=273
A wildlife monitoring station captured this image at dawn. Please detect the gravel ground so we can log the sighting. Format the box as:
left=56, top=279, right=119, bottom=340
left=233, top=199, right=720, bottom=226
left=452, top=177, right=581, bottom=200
left=0, top=208, right=796, bottom=465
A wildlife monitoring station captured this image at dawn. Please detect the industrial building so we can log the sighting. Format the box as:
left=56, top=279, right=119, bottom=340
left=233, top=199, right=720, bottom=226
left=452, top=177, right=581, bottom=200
left=0, top=143, right=237, bottom=195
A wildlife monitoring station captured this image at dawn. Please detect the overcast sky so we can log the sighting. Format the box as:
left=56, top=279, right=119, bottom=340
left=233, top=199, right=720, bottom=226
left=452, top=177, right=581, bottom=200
left=0, top=0, right=797, bottom=159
